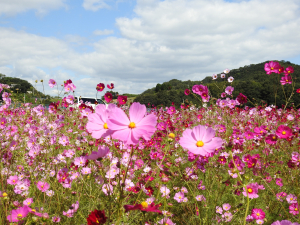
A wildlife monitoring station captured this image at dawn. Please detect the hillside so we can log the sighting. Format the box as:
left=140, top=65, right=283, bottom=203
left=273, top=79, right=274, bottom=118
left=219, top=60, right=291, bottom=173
left=134, top=60, right=300, bottom=108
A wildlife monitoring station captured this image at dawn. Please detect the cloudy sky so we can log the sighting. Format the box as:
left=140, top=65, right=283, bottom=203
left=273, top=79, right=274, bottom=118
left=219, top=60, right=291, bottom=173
left=0, top=0, right=300, bottom=97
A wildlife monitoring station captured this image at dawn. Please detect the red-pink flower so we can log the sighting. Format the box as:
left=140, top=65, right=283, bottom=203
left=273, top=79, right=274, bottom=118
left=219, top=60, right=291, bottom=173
left=167, top=106, right=176, bottom=115
left=117, top=95, right=127, bottom=105
left=104, top=92, right=113, bottom=103
left=242, top=183, right=264, bottom=199
left=276, top=125, right=292, bottom=139
left=265, top=134, right=278, bottom=145
left=236, top=93, right=247, bottom=104
left=184, top=89, right=190, bottom=95
left=264, top=61, right=281, bottom=74
left=37, top=181, right=50, bottom=192
left=107, top=83, right=114, bottom=89
left=179, top=125, right=223, bottom=156
left=96, top=83, right=105, bottom=92
left=107, top=102, right=157, bottom=145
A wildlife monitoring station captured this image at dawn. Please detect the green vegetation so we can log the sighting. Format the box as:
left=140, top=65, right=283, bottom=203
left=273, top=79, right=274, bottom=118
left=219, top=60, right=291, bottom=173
left=134, top=60, right=300, bottom=108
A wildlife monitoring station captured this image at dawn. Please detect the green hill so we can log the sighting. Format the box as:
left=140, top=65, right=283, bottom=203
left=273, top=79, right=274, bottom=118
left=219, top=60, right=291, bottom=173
left=134, top=60, right=300, bottom=108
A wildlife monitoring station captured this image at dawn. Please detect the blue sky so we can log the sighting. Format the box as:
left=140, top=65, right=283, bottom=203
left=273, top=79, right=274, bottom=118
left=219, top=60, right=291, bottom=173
left=0, top=0, right=300, bottom=97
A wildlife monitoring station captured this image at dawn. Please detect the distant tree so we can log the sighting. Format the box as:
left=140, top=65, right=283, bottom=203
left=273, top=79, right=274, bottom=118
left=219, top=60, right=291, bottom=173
left=155, top=83, right=162, bottom=92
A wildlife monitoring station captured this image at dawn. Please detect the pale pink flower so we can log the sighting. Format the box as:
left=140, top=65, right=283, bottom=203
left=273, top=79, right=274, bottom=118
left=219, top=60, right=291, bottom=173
left=48, top=79, right=57, bottom=88
left=107, top=102, right=157, bottom=145
left=174, top=192, right=185, bottom=203
left=179, top=125, right=223, bottom=156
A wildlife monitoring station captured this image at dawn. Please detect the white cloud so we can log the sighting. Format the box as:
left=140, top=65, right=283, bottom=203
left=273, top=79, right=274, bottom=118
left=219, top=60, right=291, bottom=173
left=1, top=0, right=300, bottom=97
left=93, top=29, right=114, bottom=36
left=82, top=0, right=110, bottom=11
left=0, top=0, right=67, bottom=16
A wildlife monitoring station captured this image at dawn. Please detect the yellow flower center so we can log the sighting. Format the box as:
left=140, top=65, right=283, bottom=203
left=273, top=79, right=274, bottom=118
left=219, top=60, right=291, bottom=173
left=129, top=122, right=136, bottom=129
left=17, top=213, right=23, bottom=218
left=196, top=141, right=204, bottom=147
left=103, top=123, right=108, bottom=129
left=247, top=188, right=253, bottom=193
left=282, top=131, right=286, bottom=135
left=2, top=192, right=7, bottom=197
left=256, top=213, right=260, bottom=216
left=168, top=133, right=175, bottom=139
left=141, top=201, right=148, bottom=208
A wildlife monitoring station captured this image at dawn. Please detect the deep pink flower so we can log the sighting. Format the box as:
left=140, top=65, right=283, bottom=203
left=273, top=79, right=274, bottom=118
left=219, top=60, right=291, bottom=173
left=192, top=85, right=208, bottom=95
left=48, top=79, right=57, bottom=88
left=264, top=61, right=281, bottom=74
left=107, top=102, right=157, bottom=145
left=184, top=89, right=190, bottom=95
left=236, top=93, right=247, bottom=104
left=179, top=125, right=223, bottom=156
left=7, top=205, right=31, bottom=222
left=86, top=104, right=115, bottom=139
left=96, top=83, right=105, bottom=91
left=104, top=92, right=113, bottom=103
left=280, top=75, right=292, bottom=85
left=243, top=183, right=264, bottom=199
left=276, top=125, right=292, bottom=139
left=289, top=203, right=299, bottom=215
left=107, top=83, right=114, bottom=89
left=275, top=178, right=283, bottom=187
left=265, top=134, right=278, bottom=145
left=251, top=208, right=265, bottom=220
left=117, top=95, right=127, bottom=105
left=284, top=66, right=294, bottom=75
left=167, top=106, right=176, bottom=115
left=37, top=181, right=50, bottom=192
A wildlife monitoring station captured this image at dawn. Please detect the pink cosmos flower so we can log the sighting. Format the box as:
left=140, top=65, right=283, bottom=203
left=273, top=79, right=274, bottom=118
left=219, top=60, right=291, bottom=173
left=179, top=125, right=223, bottom=156
left=275, top=178, right=283, bottom=187
left=236, top=93, right=247, bottom=104
left=271, top=220, right=300, bottom=225
left=7, top=205, right=31, bottom=222
left=158, top=218, right=176, bottom=225
left=284, top=66, right=294, bottom=75
left=23, top=198, right=33, bottom=206
left=174, top=192, right=185, bottom=203
left=86, top=145, right=110, bottom=160
left=184, top=89, right=190, bottom=95
left=59, top=135, right=70, bottom=146
left=107, top=83, right=114, bottom=89
left=243, top=183, right=264, bottom=199
left=265, top=134, right=278, bottom=145
left=74, top=156, right=87, bottom=167
left=86, top=104, right=116, bottom=139
left=104, top=92, right=113, bottom=103
left=96, top=83, right=105, bottom=91
left=106, top=102, right=157, bottom=145
left=251, top=208, right=265, bottom=220
left=276, top=125, right=292, bottom=139
left=7, top=175, right=19, bottom=185
left=52, top=216, right=61, bottom=222
left=167, top=106, right=176, bottom=115
left=289, top=203, right=299, bottom=215
left=280, top=75, right=292, bottom=85
left=48, top=79, right=57, bottom=88
left=117, top=95, right=127, bottom=105
left=216, top=206, right=223, bottom=214
left=64, top=83, right=76, bottom=92
left=286, top=194, right=297, bottom=204
left=222, top=203, right=231, bottom=211
left=264, top=61, right=281, bottom=74
left=227, top=76, right=234, bottom=83
left=37, top=181, right=50, bottom=192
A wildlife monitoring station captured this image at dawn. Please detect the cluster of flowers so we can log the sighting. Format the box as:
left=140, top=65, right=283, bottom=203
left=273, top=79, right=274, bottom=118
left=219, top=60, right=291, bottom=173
left=264, top=61, right=295, bottom=85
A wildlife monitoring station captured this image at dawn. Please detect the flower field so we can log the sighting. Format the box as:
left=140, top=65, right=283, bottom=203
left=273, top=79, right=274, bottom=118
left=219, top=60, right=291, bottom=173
left=0, top=62, right=300, bottom=225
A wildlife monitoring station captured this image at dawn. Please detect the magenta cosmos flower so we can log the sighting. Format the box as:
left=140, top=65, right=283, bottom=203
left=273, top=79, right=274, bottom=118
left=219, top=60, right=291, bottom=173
left=179, top=125, right=223, bottom=156
left=7, top=205, right=31, bottom=222
left=106, top=102, right=157, bottom=145
left=276, top=125, right=292, bottom=139
left=86, top=104, right=116, bottom=139
left=264, top=61, right=281, bottom=74
left=251, top=208, right=265, bottom=220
